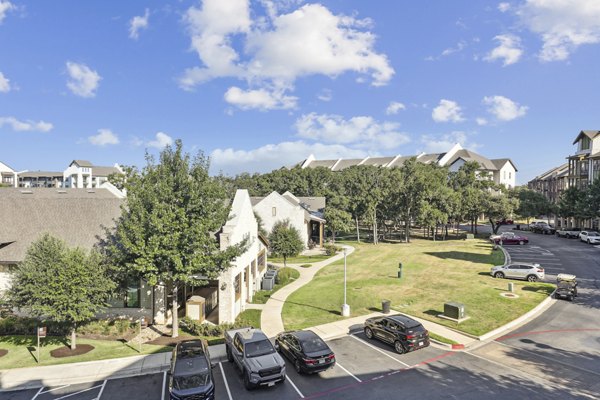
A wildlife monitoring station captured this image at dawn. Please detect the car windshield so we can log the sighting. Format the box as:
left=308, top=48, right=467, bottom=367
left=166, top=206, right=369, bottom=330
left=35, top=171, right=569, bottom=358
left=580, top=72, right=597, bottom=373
left=300, top=336, right=328, bottom=353
left=173, top=373, right=210, bottom=390
left=589, top=232, right=600, bottom=236
left=245, top=339, right=275, bottom=358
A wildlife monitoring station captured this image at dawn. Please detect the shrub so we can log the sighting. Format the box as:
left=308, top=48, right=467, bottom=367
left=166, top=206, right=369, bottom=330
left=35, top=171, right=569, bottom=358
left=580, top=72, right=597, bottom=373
left=324, top=243, right=342, bottom=256
left=300, top=264, right=312, bottom=268
left=275, top=267, right=300, bottom=285
left=0, top=316, right=136, bottom=339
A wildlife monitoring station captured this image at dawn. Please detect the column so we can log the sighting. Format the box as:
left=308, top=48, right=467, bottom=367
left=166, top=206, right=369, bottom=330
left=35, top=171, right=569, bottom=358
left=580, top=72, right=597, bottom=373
left=320, top=222, right=324, bottom=247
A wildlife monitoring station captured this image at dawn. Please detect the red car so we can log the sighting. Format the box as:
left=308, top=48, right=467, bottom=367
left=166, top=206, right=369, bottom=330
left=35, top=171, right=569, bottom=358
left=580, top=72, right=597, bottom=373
left=491, top=232, right=528, bottom=245
left=495, top=219, right=514, bottom=225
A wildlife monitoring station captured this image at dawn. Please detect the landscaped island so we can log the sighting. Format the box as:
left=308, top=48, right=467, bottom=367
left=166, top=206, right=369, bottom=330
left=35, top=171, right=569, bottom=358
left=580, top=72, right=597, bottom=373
left=282, top=239, right=554, bottom=336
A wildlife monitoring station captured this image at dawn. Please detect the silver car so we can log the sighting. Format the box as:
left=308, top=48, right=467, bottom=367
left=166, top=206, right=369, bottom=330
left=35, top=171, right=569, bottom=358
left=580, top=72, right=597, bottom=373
left=490, top=263, right=545, bottom=282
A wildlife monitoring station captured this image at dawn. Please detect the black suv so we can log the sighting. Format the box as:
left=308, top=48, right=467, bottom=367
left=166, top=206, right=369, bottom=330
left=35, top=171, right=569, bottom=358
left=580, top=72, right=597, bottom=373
left=169, top=340, right=215, bottom=400
left=364, top=315, right=430, bottom=354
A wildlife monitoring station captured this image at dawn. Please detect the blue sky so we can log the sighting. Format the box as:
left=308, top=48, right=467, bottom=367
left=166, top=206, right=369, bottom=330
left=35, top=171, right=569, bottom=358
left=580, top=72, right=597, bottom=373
left=1, top=0, right=599, bottom=184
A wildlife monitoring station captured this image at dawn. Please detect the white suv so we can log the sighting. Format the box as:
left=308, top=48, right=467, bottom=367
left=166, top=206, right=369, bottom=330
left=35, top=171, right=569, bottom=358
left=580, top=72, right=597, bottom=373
left=491, top=263, right=545, bottom=282
left=579, top=231, right=600, bottom=244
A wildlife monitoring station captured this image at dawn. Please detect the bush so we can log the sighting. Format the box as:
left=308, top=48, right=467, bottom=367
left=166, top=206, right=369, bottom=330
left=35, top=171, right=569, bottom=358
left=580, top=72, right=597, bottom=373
left=0, top=316, right=135, bottom=339
left=181, top=315, right=260, bottom=339
left=300, top=264, right=312, bottom=268
left=324, top=243, right=342, bottom=256
left=275, top=267, right=300, bottom=285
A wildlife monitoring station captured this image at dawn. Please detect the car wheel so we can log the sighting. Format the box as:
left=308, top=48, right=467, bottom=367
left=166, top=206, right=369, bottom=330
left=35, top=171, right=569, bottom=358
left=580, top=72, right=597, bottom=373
left=294, top=359, right=303, bottom=374
left=519, top=240, right=524, bottom=245
left=568, top=295, right=573, bottom=301
left=588, top=239, right=591, bottom=244
left=494, top=272, right=504, bottom=279
left=394, top=341, right=405, bottom=354
left=243, top=372, right=254, bottom=390
left=365, top=327, right=374, bottom=339
left=527, top=275, right=538, bottom=282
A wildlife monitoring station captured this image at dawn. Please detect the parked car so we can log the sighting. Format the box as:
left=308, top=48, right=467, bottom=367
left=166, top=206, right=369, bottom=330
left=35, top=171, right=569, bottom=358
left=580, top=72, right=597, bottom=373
left=490, top=232, right=529, bottom=245
left=168, top=340, right=215, bottom=400
left=275, top=330, right=335, bottom=374
left=531, top=222, right=556, bottom=235
left=363, top=314, right=430, bottom=354
left=555, top=274, right=578, bottom=301
left=490, top=263, right=545, bottom=282
left=556, top=227, right=581, bottom=238
left=225, top=327, right=286, bottom=390
left=579, top=231, right=600, bottom=244
left=495, top=219, right=514, bottom=225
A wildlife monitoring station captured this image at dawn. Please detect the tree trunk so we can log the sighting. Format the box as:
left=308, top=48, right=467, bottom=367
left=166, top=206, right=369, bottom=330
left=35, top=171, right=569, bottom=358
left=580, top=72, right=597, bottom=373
left=372, top=212, right=378, bottom=245
left=283, top=254, right=287, bottom=267
left=70, top=325, right=77, bottom=350
left=332, top=230, right=336, bottom=244
left=355, top=216, right=360, bottom=242
left=172, top=284, right=179, bottom=338
left=405, top=210, right=411, bottom=243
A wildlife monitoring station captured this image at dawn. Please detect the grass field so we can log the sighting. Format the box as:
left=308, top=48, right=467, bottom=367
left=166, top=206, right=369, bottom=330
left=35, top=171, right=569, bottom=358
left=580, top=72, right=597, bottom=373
left=0, top=335, right=171, bottom=369
left=282, top=239, right=554, bottom=336
left=251, top=267, right=300, bottom=304
left=269, top=254, right=332, bottom=264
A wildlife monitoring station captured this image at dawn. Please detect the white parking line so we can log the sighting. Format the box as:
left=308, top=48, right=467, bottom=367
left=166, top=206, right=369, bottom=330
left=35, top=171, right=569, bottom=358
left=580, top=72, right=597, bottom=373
left=286, top=375, right=305, bottom=398
left=95, top=380, right=107, bottom=399
left=161, top=370, right=167, bottom=400
left=350, top=334, right=411, bottom=367
left=335, top=362, right=362, bottom=382
left=40, top=385, right=71, bottom=394
left=53, top=384, right=103, bottom=400
left=218, top=362, right=233, bottom=400
left=30, top=387, right=43, bottom=400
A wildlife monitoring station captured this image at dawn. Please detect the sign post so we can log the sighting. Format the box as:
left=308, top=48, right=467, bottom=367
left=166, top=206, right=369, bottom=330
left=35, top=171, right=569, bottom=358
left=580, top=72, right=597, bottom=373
left=37, top=326, right=47, bottom=363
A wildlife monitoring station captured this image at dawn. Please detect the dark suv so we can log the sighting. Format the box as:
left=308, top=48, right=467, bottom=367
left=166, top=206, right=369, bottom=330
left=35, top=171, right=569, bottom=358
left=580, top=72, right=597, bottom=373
left=169, top=340, right=215, bottom=400
left=364, top=315, right=430, bottom=354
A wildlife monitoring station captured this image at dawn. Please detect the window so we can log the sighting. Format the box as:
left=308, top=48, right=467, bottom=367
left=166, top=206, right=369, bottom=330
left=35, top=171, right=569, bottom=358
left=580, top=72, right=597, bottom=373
left=509, top=172, right=512, bottom=179
left=272, top=207, right=277, bottom=216
left=234, top=273, right=241, bottom=301
left=109, top=277, right=141, bottom=308
left=581, top=136, right=591, bottom=150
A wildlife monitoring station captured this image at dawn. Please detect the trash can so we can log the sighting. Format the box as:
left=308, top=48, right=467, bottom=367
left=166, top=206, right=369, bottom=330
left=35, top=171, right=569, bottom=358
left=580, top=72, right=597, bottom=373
left=382, top=300, right=391, bottom=314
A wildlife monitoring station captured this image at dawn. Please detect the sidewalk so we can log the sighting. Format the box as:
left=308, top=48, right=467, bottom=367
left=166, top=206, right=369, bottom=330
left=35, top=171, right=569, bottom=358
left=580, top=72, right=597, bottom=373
left=0, top=351, right=171, bottom=391
left=261, top=245, right=355, bottom=338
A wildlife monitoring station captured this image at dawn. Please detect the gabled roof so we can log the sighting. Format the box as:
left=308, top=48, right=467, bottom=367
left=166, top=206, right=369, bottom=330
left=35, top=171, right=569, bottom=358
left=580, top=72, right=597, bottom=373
left=331, top=158, right=363, bottom=171
left=71, top=160, right=94, bottom=167
left=91, top=166, right=121, bottom=177
left=572, top=130, right=600, bottom=144
left=416, top=153, right=443, bottom=164
left=445, top=149, right=498, bottom=170
left=0, top=188, right=122, bottom=263
left=490, top=158, right=518, bottom=172
left=360, top=157, right=395, bottom=167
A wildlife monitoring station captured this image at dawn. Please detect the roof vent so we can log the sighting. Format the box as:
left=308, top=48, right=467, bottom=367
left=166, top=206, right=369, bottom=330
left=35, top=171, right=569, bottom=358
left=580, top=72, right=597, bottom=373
left=20, top=190, right=33, bottom=194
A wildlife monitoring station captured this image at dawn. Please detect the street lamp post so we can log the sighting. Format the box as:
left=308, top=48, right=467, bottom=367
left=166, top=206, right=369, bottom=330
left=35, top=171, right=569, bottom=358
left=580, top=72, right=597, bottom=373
left=341, top=247, right=350, bottom=317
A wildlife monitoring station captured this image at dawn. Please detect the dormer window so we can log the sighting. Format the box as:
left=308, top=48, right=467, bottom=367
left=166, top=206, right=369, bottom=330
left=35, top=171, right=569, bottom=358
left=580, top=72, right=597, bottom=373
left=581, top=136, right=591, bottom=150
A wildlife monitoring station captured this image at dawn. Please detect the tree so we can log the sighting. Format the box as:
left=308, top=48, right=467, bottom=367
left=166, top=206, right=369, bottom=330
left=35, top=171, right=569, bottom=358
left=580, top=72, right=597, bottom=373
left=557, top=186, right=588, bottom=226
left=483, top=190, right=518, bottom=234
left=324, top=207, right=352, bottom=243
left=9, top=234, right=115, bottom=350
left=102, top=141, right=246, bottom=338
left=515, top=188, right=552, bottom=224
left=269, top=219, right=304, bottom=267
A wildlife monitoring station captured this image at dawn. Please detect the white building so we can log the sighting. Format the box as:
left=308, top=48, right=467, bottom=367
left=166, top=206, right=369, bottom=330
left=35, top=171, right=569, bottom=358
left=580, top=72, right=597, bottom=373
left=63, top=160, right=123, bottom=189
left=300, top=143, right=518, bottom=189
left=251, top=191, right=326, bottom=248
left=0, top=161, right=18, bottom=187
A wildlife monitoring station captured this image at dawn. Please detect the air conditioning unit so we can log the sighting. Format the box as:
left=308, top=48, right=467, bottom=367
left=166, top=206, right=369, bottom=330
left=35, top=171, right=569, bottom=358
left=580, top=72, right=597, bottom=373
left=444, top=302, right=465, bottom=320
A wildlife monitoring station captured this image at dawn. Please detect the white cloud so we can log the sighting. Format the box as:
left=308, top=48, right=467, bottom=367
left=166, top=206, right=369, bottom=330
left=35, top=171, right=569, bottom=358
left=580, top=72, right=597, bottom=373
left=147, top=132, right=174, bottom=149
left=432, top=99, right=465, bottom=123
left=421, top=131, right=481, bottom=154
left=88, top=129, right=119, bottom=146
left=385, top=101, right=406, bottom=115
left=129, top=8, right=150, bottom=40
left=66, top=62, right=101, bottom=98
left=517, top=0, right=600, bottom=61
left=180, top=1, right=394, bottom=106
left=498, top=2, right=511, bottom=12
left=317, top=88, right=332, bottom=102
left=224, top=86, right=297, bottom=110
left=476, top=117, right=488, bottom=126
left=295, top=113, right=410, bottom=150
left=484, top=34, right=524, bottom=66
left=441, top=41, right=467, bottom=56
left=0, top=116, right=53, bottom=132
left=483, top=95, right=528, bottom=121
left=0, top=0, right=15, bottom=24
left=0, top=71, right=10, bottom=92
left=210, top=140, right=368, bottom=175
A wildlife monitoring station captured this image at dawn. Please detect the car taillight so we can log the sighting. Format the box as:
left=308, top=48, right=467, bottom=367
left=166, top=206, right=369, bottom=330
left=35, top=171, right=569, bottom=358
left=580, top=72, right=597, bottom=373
left=303, top=358, right=317, bottom=365
left=328, top=354, right=335, bottom=360
left=406, top=335, right=415, bottom=339
left=537, top=268, right=544, bottom=272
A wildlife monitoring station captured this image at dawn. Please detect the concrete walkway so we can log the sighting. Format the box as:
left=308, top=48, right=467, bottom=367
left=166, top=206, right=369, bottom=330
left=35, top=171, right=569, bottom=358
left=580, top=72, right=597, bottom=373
left=261, top=245, right=355, bottom=338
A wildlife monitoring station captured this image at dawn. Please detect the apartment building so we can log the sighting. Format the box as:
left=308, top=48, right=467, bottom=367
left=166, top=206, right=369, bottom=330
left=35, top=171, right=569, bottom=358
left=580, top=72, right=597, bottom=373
left=63, top=160, right=123, bottom=189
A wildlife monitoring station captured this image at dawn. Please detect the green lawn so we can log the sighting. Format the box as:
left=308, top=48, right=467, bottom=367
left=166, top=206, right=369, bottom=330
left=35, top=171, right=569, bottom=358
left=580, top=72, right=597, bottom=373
left=0, top=335, right=171, bottom=369
left=282, top=239, right=554, bottom=336
left=235, top=309, right=262, bottom=329
left=269, top=254, right=332, bottom=264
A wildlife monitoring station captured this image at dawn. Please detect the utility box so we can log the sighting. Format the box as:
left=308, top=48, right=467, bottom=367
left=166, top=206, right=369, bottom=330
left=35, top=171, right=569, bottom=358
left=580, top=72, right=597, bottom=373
left=262, top=276, right=275, bottom=290
left=186, top=295, right=206, bottom=322
left=444, top=302, right=465, bottom=320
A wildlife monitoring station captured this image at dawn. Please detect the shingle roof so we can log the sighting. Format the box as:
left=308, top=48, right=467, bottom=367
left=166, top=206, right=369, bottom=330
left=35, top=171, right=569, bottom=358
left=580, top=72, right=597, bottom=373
left=306, top=159, right=338, bottom=169
left=417, top=153, right=443, bottom=164
left=18, top=171, right=63, bottom=178
left=386, top=156, right=413, bottom=168
left=572, top=130, right=600, bottom=144
left=0, top=188, right=122, bottom=263
left=490, top=158, right=518, bottom=172
left=297, top=197, right=326, bottom=211
left=331, top=159, right=363, bottom=171
left=92, top=166, right=121, bottom=176
left=445, top=149, right=498, bottom=170
left=360, top=157, right=395, bottom=167
left=72, top=160, right=94, bottom=167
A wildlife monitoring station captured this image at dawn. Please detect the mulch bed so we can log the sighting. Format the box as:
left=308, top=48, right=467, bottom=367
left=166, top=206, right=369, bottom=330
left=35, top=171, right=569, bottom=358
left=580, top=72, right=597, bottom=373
left=0, top=349, right=8, bottom=358
left=146, top=334, right=196, bottom=347
left=50, top=344, right=94, bottom=358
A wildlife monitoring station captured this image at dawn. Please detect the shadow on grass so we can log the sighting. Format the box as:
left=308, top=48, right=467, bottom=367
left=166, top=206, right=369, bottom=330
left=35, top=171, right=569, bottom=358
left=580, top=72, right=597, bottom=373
left=521, top=286, right=555, bottom=295
left=425, top=251, right=496, bottom=264
left=424, top=309, right=442, bottom=317
left=285, top=300, right=341, bottom=316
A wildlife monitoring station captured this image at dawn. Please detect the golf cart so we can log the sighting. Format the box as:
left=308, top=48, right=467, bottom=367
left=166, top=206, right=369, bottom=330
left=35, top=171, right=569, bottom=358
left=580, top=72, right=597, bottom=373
left=555, top=274, right=578, bottom=301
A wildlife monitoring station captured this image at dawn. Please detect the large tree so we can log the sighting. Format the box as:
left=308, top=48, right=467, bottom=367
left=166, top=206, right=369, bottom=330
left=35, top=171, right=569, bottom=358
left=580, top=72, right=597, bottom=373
left=269, top=219, right=304, bottom=267
left=9, top=234, right=115, bottom=350
left=103, top=141, right=245, bottom=337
